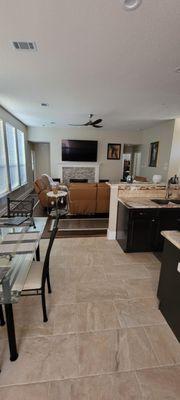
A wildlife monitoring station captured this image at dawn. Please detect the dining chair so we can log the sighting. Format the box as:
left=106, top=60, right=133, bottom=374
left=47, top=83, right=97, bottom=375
left=20, top=216, right=59, bottom=322
left=0, top=303, right=5, bottom=371
left=7, top=197, right=36, bottom=228
left=0, top=305, right=5, bottom=326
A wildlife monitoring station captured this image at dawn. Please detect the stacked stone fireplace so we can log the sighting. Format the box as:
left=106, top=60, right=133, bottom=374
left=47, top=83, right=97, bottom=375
left=58, top=162, right=100, bottom=184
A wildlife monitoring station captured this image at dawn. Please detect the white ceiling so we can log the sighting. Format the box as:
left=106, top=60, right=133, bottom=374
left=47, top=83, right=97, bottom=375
left=0, top=0, right=180, bottom=130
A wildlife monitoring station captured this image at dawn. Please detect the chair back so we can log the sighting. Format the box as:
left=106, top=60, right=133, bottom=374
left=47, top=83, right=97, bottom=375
left=7, top=197, right=35, bottom=217
left=41, top=216, right=59, bottom=286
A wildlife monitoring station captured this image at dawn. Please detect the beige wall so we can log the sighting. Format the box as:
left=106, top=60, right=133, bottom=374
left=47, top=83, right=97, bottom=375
left=0, top=106, right=33, bottom=212
left=28, top=127, right=143, bottom=182
left=140, top=120, right=174, bottom=182
left=168, top=118, right=180, bottom=178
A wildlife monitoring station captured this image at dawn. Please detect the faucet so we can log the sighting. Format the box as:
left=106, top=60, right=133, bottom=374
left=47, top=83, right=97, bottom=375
left=165, top=175, right=180, bottom=199
left=165, top=178, right=173, bottom=199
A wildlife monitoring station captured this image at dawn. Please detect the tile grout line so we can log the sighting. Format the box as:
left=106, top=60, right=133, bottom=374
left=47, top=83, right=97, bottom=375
left=1, top=364, right=180, bottom=390
left=142, top=325, right=162, bottom=366
left=134, top=370, right=144, bottom=399
left=0, top=322, right=168, bottom=342
left=112, top=300, right=125, bottom=329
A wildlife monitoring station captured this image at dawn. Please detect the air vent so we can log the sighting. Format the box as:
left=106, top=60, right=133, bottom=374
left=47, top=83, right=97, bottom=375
left=12, top=41, right=37, bottom=51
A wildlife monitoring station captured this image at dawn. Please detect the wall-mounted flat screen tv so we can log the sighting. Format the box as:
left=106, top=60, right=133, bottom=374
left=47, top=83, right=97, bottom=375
left=62, top=140, right=98, bottom=162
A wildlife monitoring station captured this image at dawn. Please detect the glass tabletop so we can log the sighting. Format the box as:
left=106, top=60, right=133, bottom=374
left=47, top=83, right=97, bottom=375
left=0, top=217, right=47, bottom=304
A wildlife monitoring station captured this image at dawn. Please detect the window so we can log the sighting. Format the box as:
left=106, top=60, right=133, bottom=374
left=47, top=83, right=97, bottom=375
left=0, top=121, right=27, bottom=195
left=0, top=121, right=9, bottom=195
left=17, top=130, right=27, bottom=184
left=6, top=123, right=20, bottom=190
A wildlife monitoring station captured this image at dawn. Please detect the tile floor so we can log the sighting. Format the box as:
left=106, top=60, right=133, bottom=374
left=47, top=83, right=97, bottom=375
left=0, top=237, right=180, bottom=399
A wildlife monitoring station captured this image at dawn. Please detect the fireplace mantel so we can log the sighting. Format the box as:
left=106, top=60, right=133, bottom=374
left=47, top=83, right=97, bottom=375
left=58, top=162, right=101, bottom=183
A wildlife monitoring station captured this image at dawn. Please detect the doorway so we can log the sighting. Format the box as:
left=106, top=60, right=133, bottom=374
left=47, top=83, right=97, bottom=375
left=29, top=142, right=51, bottom=179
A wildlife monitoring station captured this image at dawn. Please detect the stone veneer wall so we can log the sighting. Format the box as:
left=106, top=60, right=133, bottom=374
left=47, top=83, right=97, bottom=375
left=62, top=167, right=95, bottom=184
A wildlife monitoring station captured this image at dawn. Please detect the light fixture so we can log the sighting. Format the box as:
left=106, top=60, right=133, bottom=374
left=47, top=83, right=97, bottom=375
left=122, top=0, right=142, bottom=11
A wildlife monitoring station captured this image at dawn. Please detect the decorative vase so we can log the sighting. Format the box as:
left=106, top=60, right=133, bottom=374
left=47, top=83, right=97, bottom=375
left=152, top=175, right=162, bottom=184
left=126, top=175, right=133, bottom=183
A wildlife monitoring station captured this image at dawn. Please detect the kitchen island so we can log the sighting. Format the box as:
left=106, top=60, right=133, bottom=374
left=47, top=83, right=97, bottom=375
left=116, top=198, right=180, bottom=252
left=107, top=182, right=179, bottom=240
left=157, top=231, right=180, bottom=341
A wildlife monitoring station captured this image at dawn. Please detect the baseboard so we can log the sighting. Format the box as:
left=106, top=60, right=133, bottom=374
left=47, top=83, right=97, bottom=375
left=107, top=229, right=116, bottom=240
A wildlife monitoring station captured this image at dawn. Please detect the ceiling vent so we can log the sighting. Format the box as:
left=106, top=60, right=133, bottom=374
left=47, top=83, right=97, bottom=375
left=12, top=41, right=37, bottom=51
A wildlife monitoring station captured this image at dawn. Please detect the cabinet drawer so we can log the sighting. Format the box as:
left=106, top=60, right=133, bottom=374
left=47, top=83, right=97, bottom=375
left=130, top=209, right=157, bottom=219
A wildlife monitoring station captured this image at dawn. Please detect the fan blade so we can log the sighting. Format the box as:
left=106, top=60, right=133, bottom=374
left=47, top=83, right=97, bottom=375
left=92, top=119, right=102, bottom=125
left=93, top=124, right=103, bottom=128
left=68, top=123, right=87, bottom=126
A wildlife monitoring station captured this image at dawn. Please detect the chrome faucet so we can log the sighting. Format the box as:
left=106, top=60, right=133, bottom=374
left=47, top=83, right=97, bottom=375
left=165, top=178, right=173, bottom=199
left=165, top=175, right=180, bottom=199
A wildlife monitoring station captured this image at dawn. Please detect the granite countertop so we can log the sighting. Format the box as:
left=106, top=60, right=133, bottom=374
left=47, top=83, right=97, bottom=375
left=118, top=197, right=180, bottom=209
left=161, top=231, right=180, bottom=250
left=108, top=182, right=167, bottom=189
left=118, top=182, right=167, bottom=189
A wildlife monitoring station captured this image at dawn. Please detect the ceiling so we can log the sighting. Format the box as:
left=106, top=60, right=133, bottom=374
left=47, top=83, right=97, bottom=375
left=0, top=0, right=180, bottom=130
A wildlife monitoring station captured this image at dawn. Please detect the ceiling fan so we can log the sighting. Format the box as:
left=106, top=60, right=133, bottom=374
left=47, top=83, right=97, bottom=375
left=68, top=114, right=103, bottom=128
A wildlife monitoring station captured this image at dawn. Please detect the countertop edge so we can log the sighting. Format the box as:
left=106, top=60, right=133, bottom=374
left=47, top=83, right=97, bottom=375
left=118, top=197, right=180, bottom=209
left=161, top=230, right=180, bottom=250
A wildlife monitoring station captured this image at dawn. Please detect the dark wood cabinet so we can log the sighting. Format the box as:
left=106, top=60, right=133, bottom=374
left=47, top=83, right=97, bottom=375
left=157, top=239, right=180, bottom=341
left=116, top=201, right=180, bottom=252
left=155, top=209, right=180, bottom=251
left=128, top=209, right=157, bottom=252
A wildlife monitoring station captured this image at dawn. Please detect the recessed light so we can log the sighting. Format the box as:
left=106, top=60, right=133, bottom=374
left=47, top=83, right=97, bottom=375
left=175, top=67, right=180, bottom=73
left=122, top=0, right=142, bottom=11
left=41, top=102, right=49, bottom=107
left=50, top=121, right=55, bottom=125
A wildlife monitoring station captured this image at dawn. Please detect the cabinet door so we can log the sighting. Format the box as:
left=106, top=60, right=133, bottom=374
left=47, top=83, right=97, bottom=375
left=156, top=209, right=180, bottom=251
left=128, top=210, right=157, bottom=252
left=116, top=202, right=129, bottom=251
left=158, top=239, right=180, bottom=301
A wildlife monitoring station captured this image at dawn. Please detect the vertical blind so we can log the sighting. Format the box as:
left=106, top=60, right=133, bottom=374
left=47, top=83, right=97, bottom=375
left=17, top=129, right=27, bottom=184
left=0, top=121, right=9, bottom=195
left=6, top=123, right=20, bottom=190
left=0, top=120, right=27, bottom=196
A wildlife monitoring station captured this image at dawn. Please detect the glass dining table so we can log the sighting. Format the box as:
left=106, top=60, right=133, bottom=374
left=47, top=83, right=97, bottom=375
left=0, top=217, right=47, bottom=361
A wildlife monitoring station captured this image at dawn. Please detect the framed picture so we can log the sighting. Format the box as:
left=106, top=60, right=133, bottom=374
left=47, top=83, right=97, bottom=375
left=149, top=141, right=159, bottom=167
left=107, top=143, right=121, bottom=160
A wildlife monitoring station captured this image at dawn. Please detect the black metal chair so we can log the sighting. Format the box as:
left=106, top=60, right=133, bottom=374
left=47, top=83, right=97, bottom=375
left=0, top=305, right=5, bottom=326
left=19, top=216, right=59, bottom=322
left=0, top=305, right=5, bottom=371
left=7, top=197, right=36, bottom=228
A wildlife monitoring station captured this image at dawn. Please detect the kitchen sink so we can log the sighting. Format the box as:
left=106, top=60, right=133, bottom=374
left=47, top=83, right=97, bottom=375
left=171, top=199, right=180, bottom=204
left=151, top=198, right=180, bottom=205
left=151, top=199, right=170, bottom=205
